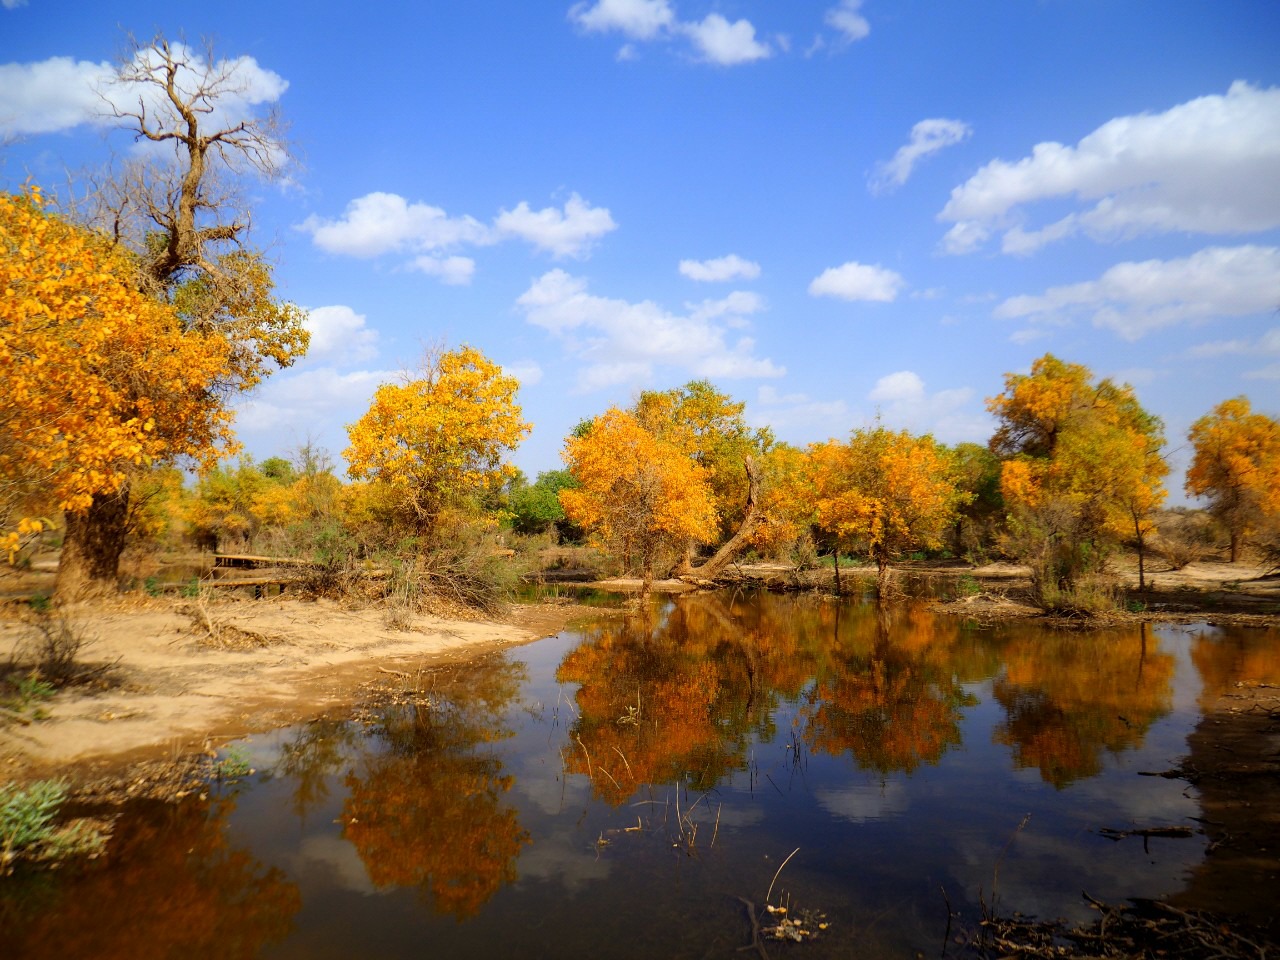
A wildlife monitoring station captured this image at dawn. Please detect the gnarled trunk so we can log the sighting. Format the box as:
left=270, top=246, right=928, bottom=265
left=56, top=487, right=130, bottom=600
left=674, top=457, right=761, bottom=582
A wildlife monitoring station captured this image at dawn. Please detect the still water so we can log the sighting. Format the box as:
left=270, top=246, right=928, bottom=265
left=4, top=591, right=1278, bottom=959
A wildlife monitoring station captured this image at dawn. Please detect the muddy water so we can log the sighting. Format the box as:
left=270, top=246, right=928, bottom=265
left=3, top=591, right=1278, bottom=959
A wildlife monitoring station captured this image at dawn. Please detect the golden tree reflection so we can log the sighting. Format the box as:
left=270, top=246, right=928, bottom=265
left=341, top=656, right=531, bottom=920
left=800, top=605, right=974, bottom=773
left=1190, top=625, right=1280, bottom=704
left=991, top=624, right=1175, bottom=787
left=0, top=795, right=300, bottom=959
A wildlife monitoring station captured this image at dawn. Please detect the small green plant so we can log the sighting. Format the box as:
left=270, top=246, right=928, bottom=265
left=0, top=779, right=106, bottom=874
left=1126, top=599, right=1146, bottom=613
left=144, top=576, right=161, bottom=597
left=954, top=575, right=982, bottom=599
left=215, top=746, right=253, bottom=780
left=181, top=577, right=202, bottom=598
left=28, top=593, right=51, bottom=614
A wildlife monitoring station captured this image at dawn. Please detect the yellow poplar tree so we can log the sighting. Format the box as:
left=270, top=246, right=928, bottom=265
left=988, top=354, right=1167, bottom=604
left=344, top=345, right=531, bottom=540
left=809, top=426, right=969, bottom=596
left=0, top=188, right=234, bottom=568
left=559, top=407, right=718, bottom=598
left=1186, top=396, right=1280, bottom=562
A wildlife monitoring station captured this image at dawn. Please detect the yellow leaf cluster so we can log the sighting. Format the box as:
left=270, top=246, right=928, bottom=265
left=1186, top=396, right=1280, bottom=556
left=988, top=353, right=1167, bottom=542
left=808, top=427, right=968, bottom=571
left=344, top=345, right=531, bottom=536
left=560, top=408, right=718, bottom=574
left=1, top=189, right=235, bottom=558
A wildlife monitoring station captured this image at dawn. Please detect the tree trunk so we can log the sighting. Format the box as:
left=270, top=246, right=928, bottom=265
left=56, top=488, right=130, bottom=600
left=674, top=457, right=761, bottom=581
left=832, top=551, right=842, bottom=596
left=1229, top=529, right=1240, bottom=564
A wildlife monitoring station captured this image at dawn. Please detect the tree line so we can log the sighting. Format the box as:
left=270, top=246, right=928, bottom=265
left=2, top=36, right=1278, bottom=613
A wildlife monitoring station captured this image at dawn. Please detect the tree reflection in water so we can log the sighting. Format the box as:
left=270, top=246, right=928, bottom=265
left=0, top=793, right=300, bottom=960
left=558, top=593, right=1180, bottom=795
left=340, top=655, right=532, bottom=920
left=991, top=622, right=1176, bottom=787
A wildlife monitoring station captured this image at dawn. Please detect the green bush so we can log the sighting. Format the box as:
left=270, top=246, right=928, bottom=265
left=0, top=779, right=106, bottom=873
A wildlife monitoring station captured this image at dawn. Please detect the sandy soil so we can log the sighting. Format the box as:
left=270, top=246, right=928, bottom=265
left=1, top=594, right=583, bottom=782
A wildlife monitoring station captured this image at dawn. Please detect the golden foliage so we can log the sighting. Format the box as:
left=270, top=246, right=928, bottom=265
left=1185, top=396, right=1280, bottom=560
left=809, top=427, right=969, bottom=577
left=0, top=188, right=234, bottom=559
left=345, top=345, right=530, bottom=538
left=987, top=354, right=1167, bottom=593
left=560, top=407, right=718, bottom=580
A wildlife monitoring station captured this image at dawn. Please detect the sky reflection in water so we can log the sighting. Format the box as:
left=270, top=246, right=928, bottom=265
left=4, top=592, right=1279, bottom=959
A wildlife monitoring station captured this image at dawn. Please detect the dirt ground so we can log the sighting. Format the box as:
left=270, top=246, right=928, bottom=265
left=0, top=592, right=586, bottom=784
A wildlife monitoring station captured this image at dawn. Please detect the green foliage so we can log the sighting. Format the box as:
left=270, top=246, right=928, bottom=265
left=508, top=470, right=580, bottom=539
left=215, top=747, right=253, bottom=780
left=0, top=779, right=106, bottom=874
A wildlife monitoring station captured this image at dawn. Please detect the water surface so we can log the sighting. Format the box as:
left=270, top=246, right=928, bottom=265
left=4, top=591, right=1278, bottom=959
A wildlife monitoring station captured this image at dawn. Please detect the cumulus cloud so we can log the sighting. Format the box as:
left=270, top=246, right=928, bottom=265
left=825, top=0, right=870, bottom=44
left=303, top=305, right=378, bottom=365
left=298, top=191, right=615, bottom=278
left=679, top=253, right=761, bottom=282
left=995, top=245, right=1280, bottom=340
left=940, top=81, right=1280, bottom=254
left=568, top=1, right=770, bottom=66
left=299, top=193, right=490, bottom=258
left=569, top=0, right=674, bottom=39
left=410, top=254, right=476, bottom=285
left=235, top=367, right=395, bottom=436
left=0, top=57, right=113, bottom=135
left=516, top=269, right=783, bottom=391
left=871, top=118, right=972, bottom=193
left=867, top=372, right=984, bottom=443
left=809, top=261, right=905, bottom=302
left=681, top=14, right=772, bottom=65
left=752, top=385, right=849, bottom=435
left=493, top=193, right=617, bottom=258
left=502, top=360, right=545, bottom=386
left=686, top=291, right=765, bottom=324
left=1, top=46, right=289, bottom=140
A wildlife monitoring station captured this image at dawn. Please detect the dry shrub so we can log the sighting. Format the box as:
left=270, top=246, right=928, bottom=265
left=1156, top=509, right=1216, bottom=570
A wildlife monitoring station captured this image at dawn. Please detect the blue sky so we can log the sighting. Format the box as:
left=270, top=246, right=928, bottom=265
left=3, top=1, right=1278, bottom=499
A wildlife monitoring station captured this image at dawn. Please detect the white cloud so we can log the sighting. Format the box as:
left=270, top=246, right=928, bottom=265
left=995, top=245, right=1280, bottom=340
left=866, top=372, right=984, bottom=443
left=410, top=254, right=476, bottom=285
left=825, top=0, right=870, bottom=44
left=0, top=57, right=113, bottom=135
left=752, top=385, right=850, bottom=434
left=809, top=261, right=905, bottom=302
left=1, top=46, right=289, bottom=141
left=2, top=0, right=29, bottom=9
left=568, top=2, right=769, bottom=67
left=235, top=367, right=394, bottom=435
left=494, top=193, right=617, bottom=258
left=871, top=118, right=972, bottom=192
left=941, top=81, right=1280, bottom=254
left=303, top=305, right=378, bottom=365
left=868, top=370, right=925, bottom=404
left=516, top=269, right=783, bottom=392
left=298, top=192, right=490, bottom=258
left=502, top=360, right=544, bottom=386
left=681, top=14, right=772, bottom=65
left=569, top=0, right=674, bottom=39
left=679, top=253, right=761, bottom=282
left=686, top=291, right=765, bottom=324
left=299, top=191, right=615, bottom=275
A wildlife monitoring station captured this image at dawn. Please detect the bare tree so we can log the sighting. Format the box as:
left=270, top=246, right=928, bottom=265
left=56, top=35, right=307, bottom=598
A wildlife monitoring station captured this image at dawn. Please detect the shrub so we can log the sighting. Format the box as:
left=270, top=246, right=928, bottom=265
left=0, top=779, right=107, bottom=874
